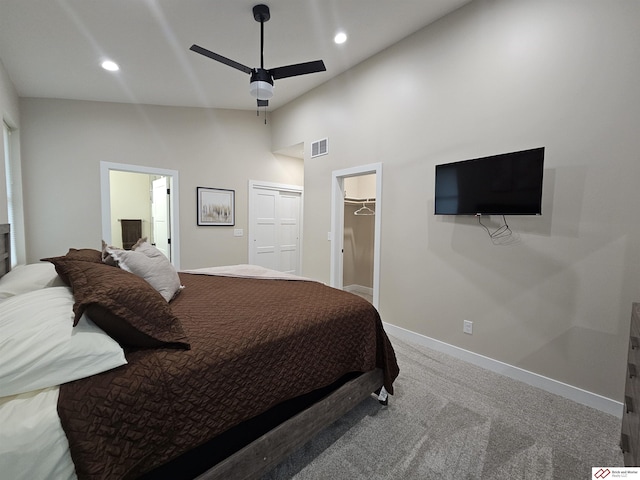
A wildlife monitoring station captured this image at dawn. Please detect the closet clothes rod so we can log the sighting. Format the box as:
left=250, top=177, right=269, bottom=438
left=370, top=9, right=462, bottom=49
left=344, top=197, right=376, bottom=204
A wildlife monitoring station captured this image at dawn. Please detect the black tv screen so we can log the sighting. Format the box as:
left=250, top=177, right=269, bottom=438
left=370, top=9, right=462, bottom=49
left=434, top=147, right=544, bottom=215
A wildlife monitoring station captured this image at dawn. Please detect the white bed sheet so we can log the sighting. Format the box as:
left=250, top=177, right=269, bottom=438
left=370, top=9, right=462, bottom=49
left=0, top=387, right=77, bottom=480
left=181, top=264, right=315, bottom=282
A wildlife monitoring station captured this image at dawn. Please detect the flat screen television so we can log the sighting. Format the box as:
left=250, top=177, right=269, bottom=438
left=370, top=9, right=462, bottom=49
left=434, top=147, right=544, bottom=215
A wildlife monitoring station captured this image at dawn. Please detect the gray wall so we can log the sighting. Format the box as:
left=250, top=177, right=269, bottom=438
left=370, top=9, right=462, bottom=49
left=272, top=0, right=640, bottom=400
left=19, top=98, right=303, bottom=268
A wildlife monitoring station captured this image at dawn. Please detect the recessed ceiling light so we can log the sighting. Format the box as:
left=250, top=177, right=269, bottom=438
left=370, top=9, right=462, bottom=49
left=334, top=32, right=347, bottom=45
left=101, top=60, right=120, bottom=72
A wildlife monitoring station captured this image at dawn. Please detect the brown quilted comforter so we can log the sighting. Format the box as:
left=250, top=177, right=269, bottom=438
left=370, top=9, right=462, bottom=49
left=58, top=273, right=399, bottom=479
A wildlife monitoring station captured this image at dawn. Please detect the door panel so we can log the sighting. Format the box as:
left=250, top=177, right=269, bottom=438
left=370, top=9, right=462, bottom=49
left=250, top=186, right=301, bottom=274
left=279, top=193, right=300, bottom=274
left=254, top=190, right=278, bottom=269
left=152, top=177, right=170, bottom=259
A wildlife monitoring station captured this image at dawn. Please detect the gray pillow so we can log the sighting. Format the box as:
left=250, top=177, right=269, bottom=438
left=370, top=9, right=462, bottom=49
left=104, top=239, right=182, bottom=302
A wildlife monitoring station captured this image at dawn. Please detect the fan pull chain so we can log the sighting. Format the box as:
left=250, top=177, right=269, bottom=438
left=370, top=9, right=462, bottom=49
left=256, top=106, right=268, bottom=124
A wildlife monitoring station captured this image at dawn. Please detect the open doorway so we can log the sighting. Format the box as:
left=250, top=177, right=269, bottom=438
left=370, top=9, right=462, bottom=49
left=100, top=162, right=181, bottom=268
left=107, top=171, right=171, bottom=258
left=330, top=163, right=382, bottom=308
left=343, top=174, right=376, bottom=303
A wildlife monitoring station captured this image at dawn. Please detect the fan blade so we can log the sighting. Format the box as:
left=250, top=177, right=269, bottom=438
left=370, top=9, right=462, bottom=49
left=190, top=44, right=252, bottom=75
left=257, top=99, right=269, bottom=107
left=270, top=60, right=326, bottom=80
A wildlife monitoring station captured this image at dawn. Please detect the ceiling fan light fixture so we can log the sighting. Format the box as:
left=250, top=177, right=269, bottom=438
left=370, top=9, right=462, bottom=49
left=249, top=68, right=274, bottom=100
left=249, top=80, right=274, bottom=100
left=191, top=4, right=325, bottom=108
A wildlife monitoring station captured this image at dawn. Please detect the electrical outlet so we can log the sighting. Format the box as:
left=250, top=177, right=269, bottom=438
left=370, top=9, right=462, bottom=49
left=463, top=320, right=473, bottom=335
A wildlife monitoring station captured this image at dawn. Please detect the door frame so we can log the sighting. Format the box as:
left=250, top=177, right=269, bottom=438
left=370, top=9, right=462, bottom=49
left=248, top=180, right=304, bottom=272
left=100, top=161, right=181, bottom=268
left=330, top=163, right=382, bottom=308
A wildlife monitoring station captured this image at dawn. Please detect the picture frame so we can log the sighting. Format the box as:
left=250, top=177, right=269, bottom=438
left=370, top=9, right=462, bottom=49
left=197, top=187, right=235, bottom=226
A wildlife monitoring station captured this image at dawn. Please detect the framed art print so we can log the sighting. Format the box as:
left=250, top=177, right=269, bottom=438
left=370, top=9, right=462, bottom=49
left=197, top=187, right=235, bottom=226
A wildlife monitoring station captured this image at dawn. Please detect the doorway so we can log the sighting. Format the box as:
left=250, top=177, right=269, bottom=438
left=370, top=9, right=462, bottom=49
left=248, top=180, right=303, bottom=275
left=100, top=162, right=181, bottom=268
left=343, top=174, right=376, bottom=303
left=330, top=163, right=382, bottom=308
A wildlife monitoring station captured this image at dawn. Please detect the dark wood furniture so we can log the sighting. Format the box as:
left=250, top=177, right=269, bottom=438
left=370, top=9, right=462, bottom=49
left=0, top=223, right=9, bottom=276
left=621, top=302, right=640, bottom=466
left=120, top=219, right=142, bottom=250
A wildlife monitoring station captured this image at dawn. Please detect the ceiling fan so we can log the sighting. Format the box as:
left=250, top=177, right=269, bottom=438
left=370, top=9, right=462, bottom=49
left=190, top=4, right=326, bottom=108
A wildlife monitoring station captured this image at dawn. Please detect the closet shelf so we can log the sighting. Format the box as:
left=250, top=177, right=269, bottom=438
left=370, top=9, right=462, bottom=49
left=344, top=197, right=376, bottom=204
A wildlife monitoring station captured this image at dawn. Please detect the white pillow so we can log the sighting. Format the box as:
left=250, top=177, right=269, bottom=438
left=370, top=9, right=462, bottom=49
left=0, top=263, right=65, bottom=300
left=106, top=241, right=182, bottom=302
left=0, top=286, right=127, bottom=397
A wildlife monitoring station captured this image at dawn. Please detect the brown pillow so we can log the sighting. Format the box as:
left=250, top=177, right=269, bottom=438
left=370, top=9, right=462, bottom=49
left=64, top=248, right=103, bottom=263
left=42, top=248, right=104, bottom=285
left=42, top=258, right=190, bottom=349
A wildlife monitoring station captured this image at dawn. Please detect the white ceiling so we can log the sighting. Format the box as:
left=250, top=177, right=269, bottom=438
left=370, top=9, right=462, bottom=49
left=0, top=0, right=471, bottom=111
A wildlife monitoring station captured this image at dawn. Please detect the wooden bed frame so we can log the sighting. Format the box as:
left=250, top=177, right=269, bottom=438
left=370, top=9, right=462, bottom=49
left=0, top=223, right=9, bottom=277
left=197, top=368, right=384, bottom=480
left=0, top=223, right=387, bottom=479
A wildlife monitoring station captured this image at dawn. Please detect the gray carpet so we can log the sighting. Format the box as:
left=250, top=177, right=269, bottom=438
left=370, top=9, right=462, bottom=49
left=261, top=335, right=624, bottom=479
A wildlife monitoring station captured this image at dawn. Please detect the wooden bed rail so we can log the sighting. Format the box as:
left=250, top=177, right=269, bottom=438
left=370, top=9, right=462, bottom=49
left=196, top=368, right=384, bottom=480
left=0, top=224, right=10, bottom=278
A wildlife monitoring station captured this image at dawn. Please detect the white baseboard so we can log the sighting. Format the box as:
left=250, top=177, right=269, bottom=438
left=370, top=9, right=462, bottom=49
left=383, top=322, right=624, bottom=418
left=344, top=284, right=373, bottom=296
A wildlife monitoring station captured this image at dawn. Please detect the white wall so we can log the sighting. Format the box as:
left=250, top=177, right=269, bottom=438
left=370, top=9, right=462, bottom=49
left=0, top=58, right=19, bottom=224
left=19, top=98, right=303, bottom=268
left=272, top=0, right=640, bottom=400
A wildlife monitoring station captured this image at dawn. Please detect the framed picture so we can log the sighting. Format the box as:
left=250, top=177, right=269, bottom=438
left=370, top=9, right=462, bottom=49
left=197, top=187, right=235, bottom=226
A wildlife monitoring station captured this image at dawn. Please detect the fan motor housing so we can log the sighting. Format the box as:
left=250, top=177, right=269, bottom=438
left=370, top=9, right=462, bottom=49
left=253, top=4, right=270, bottom=23
left=250, top=68, right=273, bottom=86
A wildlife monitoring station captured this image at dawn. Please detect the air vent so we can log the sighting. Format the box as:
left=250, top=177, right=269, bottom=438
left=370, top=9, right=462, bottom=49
left=311, top=138, right=328, bottom=158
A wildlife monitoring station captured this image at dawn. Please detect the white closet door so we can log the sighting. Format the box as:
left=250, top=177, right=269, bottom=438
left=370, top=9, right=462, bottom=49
left=278, top=192, right=301, bottom=274
left=252, top=188, right=279, bottom=271
left=249, top=185, right=301, bottom=274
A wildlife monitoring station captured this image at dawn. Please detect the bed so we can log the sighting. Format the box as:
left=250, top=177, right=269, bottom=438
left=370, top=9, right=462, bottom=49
left=0, top=224, right=399, bottom=480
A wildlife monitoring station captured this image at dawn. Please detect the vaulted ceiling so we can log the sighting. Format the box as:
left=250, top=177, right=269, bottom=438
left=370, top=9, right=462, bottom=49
left=0, top=0, right=471, bottom=110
